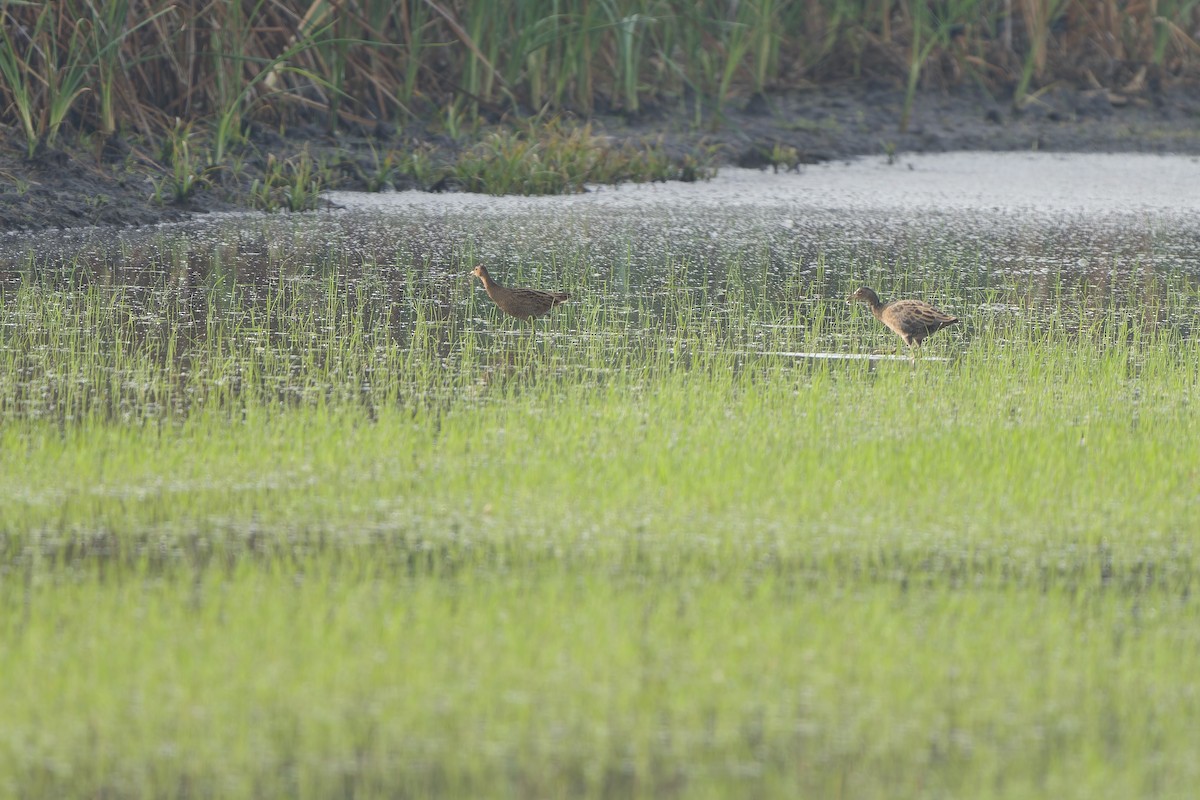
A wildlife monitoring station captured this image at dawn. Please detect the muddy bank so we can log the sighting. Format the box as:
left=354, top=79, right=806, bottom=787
left=2, top=83, right=1199, bottom=234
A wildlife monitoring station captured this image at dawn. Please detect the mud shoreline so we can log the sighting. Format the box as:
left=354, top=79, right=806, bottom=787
left=2, top=82, right=1198, bottom=234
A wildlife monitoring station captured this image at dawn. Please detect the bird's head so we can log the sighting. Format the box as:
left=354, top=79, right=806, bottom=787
left=847, top=286, right=880, bottom=306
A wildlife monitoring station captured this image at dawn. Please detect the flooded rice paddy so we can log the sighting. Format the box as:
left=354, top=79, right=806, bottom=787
left=4, top=154, right=1200, bottom=799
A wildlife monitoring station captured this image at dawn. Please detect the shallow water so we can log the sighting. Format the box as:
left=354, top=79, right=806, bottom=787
left=4, top=152, right=1198, bottom=289
left=2, top=153, right=1199, bottom=387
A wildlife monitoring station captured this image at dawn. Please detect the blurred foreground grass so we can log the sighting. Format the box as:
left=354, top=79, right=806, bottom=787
left=2, top=258, right=1199, bottom=797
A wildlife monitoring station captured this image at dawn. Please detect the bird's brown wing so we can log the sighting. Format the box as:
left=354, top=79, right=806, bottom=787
left=492, top=286, right=568, bottom=318
left=885, top=300, right=958, bottom=336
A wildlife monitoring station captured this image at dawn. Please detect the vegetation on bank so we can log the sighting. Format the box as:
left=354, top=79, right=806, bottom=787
left=1, top=0, right=1198, bottom=205
left=141, top=120, right=713, bottom=209
left=3, top=245, right=1200, bottom=796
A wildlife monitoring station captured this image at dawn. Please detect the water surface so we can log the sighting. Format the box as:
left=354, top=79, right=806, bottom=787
left=2, top=153, right=1198, bottom=406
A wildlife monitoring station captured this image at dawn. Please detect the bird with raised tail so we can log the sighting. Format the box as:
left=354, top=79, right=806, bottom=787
left=847, top=286, right=959, bottom=354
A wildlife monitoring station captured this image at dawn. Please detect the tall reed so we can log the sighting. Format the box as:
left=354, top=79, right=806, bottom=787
left=1, top=1, right=1196, bottom=158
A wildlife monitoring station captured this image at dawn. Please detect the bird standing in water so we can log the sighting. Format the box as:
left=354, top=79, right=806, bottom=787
left=847, top=286, right=958, bottom=355
left=471, top=264, right=568, bottom=322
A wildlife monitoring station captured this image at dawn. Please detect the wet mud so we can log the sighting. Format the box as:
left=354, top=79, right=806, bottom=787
left=2, top=82, right=1199, bottom=234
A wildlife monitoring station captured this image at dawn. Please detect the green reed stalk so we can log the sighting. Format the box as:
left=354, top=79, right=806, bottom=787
left=1013, top=0, right=1067, bottom=108
left=29, top=7, right=91, bottom=149
left=715, top=14, right=754, bottom=126
left=398, top=0, right=430, bottom=109
left=0, top=2, right=45, bottom=157
left=82, top=0, right=127, bottom=136
left=900, top=0, right=977, bottom=132
left=747, top=0, right=780, bottom=94
left=614, top=9, right=646, bottom=113
left=899, top=1, right=932, bottom=133
left=570, top=0, right=603, bottom=112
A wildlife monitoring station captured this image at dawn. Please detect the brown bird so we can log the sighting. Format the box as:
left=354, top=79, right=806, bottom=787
left=471, top=264, right=568, bottom=322
left=847, top=287, right=959, bottom=354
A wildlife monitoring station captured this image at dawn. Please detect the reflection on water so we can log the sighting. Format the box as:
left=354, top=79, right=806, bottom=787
left=1, top=156, right=1199, bottom=416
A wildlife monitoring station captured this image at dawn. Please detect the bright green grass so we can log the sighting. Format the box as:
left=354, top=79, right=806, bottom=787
left=3, top=269, right=1200, bottom=798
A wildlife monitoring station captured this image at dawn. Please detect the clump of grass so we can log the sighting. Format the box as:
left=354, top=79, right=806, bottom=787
left=249, top=149, right=324, bottom=211
left=0, top=0, right=171, bottom=158
left=747, top=142, right=805, bottom=172
left=356, top=143, right=403, bottom=192
left=449, top=123, right=715, bottom=195
left=149, top=119, right=211, bottom=204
